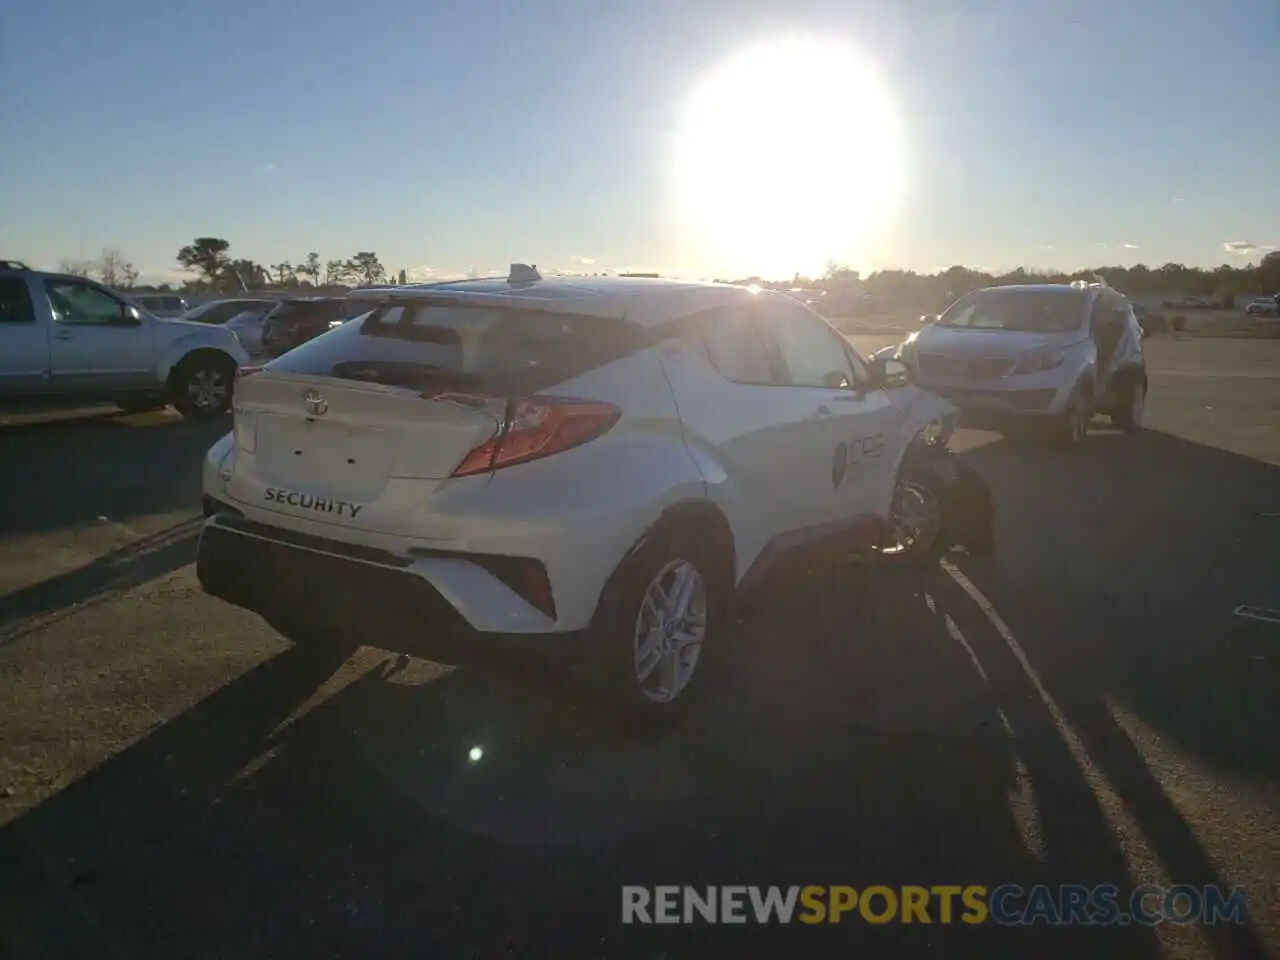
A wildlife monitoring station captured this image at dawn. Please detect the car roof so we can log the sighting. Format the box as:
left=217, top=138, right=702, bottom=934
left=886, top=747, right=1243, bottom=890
left=347, top=275, right=762, bottom=328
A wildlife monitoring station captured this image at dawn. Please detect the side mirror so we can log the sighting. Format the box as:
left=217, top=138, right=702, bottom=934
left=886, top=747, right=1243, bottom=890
left=867, top=353, right=912, bottom=390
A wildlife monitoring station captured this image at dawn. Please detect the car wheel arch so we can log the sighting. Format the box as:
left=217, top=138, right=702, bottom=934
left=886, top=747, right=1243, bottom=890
left=165, top=347, right=238, bottom=393
left=626, top=500, right=736, bottom=581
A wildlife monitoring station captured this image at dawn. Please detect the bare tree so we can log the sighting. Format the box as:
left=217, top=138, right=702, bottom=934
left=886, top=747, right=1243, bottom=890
left=98, top=247, right=127, bottom=287
left=120, top=262, right=140, bottom=288
left=58, top=259, right=94, bottom=277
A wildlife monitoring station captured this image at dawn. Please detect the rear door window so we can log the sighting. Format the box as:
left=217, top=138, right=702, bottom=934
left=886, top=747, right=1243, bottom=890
left=0, top=277, right=36, bottom=323
left=268, top=301, right=644, bottom=393
left=699, top=307, right=778, bottom=385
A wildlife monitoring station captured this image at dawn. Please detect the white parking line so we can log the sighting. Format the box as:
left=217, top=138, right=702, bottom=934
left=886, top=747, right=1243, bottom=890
left=1232, top=605, right=1280, bottom=625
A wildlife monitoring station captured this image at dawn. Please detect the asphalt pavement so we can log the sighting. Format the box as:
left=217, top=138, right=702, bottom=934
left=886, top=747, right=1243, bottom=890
left=0, top=337, right=1277, bottom=959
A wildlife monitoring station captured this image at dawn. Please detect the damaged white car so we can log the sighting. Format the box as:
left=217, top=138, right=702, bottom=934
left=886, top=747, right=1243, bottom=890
left=197, top=269, right=992, bottom=718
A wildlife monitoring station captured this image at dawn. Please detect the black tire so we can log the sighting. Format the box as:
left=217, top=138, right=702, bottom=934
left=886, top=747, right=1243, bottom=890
left=1110, top=376, right=1146, bottom=432
left=586, top=524, right=732, bottom=726
left=170, top=353, right=236, bottom=419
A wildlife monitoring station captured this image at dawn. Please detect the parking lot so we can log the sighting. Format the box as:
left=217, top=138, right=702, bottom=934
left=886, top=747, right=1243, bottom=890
left=0, top=336, right=1277, bottom=958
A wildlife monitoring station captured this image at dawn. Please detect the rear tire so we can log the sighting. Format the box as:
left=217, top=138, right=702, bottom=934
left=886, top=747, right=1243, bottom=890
left=587, top=526, right=731, bottom=726
left=171, top=353, right=236, bottom=419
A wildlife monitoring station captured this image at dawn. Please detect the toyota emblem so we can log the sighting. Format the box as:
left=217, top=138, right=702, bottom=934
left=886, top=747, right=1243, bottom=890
left=302, top=388, right=328, bottom=416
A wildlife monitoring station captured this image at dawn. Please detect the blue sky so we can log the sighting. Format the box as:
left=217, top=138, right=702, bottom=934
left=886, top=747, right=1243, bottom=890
left=1, top=0, right=1276, bottom=284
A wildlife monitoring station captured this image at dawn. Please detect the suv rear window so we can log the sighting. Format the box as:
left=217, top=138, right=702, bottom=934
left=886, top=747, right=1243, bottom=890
left=267, top=302, right=644, bottom=393
left=938, top=288, right=1087, bottom=333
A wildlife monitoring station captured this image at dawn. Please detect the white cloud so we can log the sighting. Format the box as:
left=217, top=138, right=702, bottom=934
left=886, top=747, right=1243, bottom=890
left=406, top=265, right=437, bottom=281
left=1224, top=240, right=1258, bottom=255
left=1121, top=243, right=1140, bottom=250
left=1172, top=197, right=1186, bottom=203
left=1040, top=244, right=1056, bottom=250
left=571, top=255, right=596, bottom=266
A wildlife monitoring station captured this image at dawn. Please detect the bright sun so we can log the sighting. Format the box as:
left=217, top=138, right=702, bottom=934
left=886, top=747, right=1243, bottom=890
left=671, top=37, right=904, bottom=279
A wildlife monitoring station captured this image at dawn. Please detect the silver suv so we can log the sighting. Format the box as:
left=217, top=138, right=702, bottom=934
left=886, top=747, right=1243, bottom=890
left=902, top=282, right=1147, bottom=443
left=0, top=261, right=249, bottom=418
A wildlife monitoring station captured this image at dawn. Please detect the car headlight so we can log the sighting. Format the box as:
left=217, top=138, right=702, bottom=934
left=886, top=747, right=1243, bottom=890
left=1012, top=350, right=1065, bottom=374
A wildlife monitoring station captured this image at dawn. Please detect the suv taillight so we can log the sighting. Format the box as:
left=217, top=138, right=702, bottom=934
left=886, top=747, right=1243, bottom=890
left=449, top=396, right=621, bottom=477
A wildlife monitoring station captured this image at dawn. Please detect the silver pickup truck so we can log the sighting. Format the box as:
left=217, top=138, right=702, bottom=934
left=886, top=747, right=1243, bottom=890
left=0, top=261, right=249, bottom=418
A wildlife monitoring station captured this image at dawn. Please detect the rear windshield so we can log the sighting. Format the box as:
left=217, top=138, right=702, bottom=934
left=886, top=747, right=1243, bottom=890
left=937, top=289, right=1086, bottom=332
left=266, top=302, right=644, bottom=393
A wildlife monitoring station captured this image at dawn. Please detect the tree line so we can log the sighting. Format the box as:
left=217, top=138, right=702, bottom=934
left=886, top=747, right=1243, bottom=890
left=746, top=253, right=1280, bottom=313
left=174, top=238, right=405, bottom=293
left=53, top=237, right=1280, bottom=305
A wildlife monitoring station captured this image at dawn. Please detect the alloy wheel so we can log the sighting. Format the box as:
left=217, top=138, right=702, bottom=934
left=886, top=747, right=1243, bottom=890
left=632, top=560, right=707, bottom=704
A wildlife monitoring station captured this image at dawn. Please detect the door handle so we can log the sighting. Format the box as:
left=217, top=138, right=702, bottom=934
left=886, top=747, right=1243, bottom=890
left=810, top=404, right=833, bottom=422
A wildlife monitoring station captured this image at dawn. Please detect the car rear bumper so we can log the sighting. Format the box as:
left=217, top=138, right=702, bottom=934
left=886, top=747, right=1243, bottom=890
left=196, top=510, right=590, bottom=666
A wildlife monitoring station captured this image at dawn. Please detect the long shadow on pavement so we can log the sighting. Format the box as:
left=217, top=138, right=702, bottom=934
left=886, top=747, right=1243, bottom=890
left=0, top=412, right=228, bottom=538
left=947, top=426, right=1280, bottom=958
left=0, top=519, right=203, bottom=647
left=0, top=558, right=1166, bottom=959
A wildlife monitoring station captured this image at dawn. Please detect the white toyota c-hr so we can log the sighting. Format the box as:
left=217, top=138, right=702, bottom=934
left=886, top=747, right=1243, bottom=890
left=197, top=267, right=992, bottom=718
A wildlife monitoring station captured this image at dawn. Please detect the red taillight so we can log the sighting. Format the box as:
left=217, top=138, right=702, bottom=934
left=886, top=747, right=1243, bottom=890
left=450, top=395, right=621, bottom=477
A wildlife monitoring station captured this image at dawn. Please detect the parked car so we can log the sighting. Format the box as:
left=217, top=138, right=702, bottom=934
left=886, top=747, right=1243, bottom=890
left=131, top=293, right=192, bottom=318
left=182, top=297, right=277, bottom=326
left=259, top=297, right=353, bottom=356
left=0, top=261, right=249, bottom=417
left=904, top=282, right=1146, bottom=443
left=197, top=267, right=993, bottom=718
left=1245, top=297, right=1279, bottom=317
left=224, top=308, right=275, bottom=354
